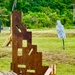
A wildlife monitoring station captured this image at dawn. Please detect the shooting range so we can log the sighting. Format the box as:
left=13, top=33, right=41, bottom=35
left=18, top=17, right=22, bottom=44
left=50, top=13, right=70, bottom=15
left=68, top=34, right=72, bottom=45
left=0, top=0, right=74, bottom=75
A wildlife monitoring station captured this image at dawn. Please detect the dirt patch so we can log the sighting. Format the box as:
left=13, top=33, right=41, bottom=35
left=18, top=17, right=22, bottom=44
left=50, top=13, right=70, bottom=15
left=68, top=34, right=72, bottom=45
left=32, top=32, right=75, bottom=37
left=0, top=49, right=75, bottom=65
left=33, top=33, right=57, bottom=37
left=0, top=49, right=12, bottom=58
left=43, top=52, right=75, bottom=64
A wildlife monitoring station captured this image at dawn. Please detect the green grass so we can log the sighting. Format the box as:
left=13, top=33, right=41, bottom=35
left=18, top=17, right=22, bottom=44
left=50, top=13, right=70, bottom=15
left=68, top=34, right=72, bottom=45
left=33, top=37, right=75, bottom=52
left=32, top=36, right=75, bottom=75
left=0, top=58, right=12, bottom=71
left=0, top=29, right=75, bottom=75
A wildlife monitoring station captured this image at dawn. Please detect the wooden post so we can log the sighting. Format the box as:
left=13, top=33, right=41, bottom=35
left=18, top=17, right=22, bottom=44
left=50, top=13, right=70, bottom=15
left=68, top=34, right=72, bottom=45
left=49, top=64, right=56, bottom=75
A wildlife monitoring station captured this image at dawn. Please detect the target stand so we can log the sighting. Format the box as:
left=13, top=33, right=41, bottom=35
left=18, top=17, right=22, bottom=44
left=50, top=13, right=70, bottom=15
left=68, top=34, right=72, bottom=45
left=10, top=11, right=56, bottom=75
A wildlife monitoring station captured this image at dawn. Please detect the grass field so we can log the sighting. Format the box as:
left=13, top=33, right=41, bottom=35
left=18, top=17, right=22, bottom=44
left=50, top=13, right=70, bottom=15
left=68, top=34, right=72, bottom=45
left=0, top=28, right=75, bottom=75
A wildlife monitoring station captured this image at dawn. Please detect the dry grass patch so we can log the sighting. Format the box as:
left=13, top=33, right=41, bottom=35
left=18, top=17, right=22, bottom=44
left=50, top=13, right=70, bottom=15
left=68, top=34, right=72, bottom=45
left=43, top=52, right=75, bottom=64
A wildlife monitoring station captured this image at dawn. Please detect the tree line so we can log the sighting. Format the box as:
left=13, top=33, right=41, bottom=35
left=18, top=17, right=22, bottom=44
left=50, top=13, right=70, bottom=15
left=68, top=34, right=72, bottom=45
left=0, top=0, right=74, bottom=29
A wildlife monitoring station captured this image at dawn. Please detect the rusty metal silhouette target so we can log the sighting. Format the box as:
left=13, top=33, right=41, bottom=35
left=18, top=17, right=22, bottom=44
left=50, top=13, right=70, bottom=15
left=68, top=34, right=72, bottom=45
left=11, top=11, right=56, bottom=75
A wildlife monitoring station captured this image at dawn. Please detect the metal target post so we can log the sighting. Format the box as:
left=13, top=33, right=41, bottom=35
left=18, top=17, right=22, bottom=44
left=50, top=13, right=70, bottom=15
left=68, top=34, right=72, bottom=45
left=62, top=38, right=65, bottom=49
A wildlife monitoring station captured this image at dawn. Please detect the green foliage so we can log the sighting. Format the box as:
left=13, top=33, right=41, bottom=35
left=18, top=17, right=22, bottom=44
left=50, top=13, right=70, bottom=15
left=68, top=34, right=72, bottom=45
left=23, top=11, right=52, bottom=28
left=0, top=7, right=10, bottom=27
left=0, top=0, right=73, bottom=28
left=22, top=7, right=59, bottom=29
